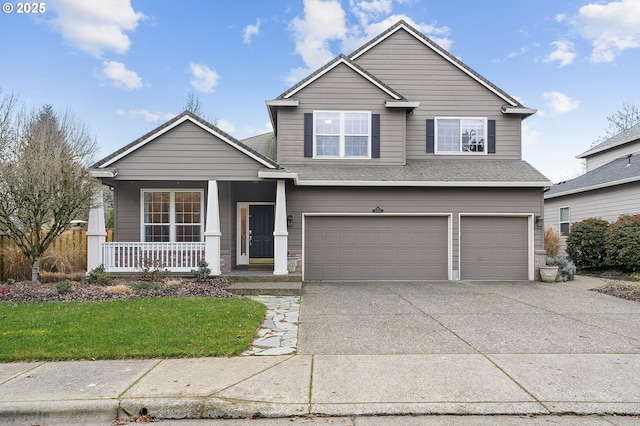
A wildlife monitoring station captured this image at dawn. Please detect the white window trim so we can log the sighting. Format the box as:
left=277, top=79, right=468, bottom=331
left=313, top=110, right=372, bottom=159
left=140, top=189, right=204, bottom=242
left=434, top=117, right=488, bottom=155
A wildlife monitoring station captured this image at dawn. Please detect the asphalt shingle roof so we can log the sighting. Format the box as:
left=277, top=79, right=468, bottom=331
left=263, top=159, right=550, bottom=186
left=577, top=122, right=640, bottom=159
left=545, top=153, right=640, bottom=198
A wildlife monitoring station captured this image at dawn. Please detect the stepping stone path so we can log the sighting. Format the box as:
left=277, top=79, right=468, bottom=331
left=242, top=295, right=300, bottom=356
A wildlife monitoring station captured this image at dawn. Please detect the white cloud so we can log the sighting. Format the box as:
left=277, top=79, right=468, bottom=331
left=522, top=121, right=540, bottom=146
left=290, top=0, right=347, bottom=72
left=216, top=119, right=235, bottom=133
left=242, top=121, right=274, bottom=138
left=286, top=1, right=452, bottom=84
left=572, top=0, right=640, bottom=63
left=555, top=13, right=566, bottom=22
left=243, top=19, right=261, bottom=44
left=116, top=109, right=175, bottom=121
left=100, top=60, right=143, bottom=90
left=47, top=0, right=145, bottom=57
left=543, top=40, right=576, bottom=67
left=542, top=91, right=580, bottom=113
left=189, top=63, right=219, bottom=93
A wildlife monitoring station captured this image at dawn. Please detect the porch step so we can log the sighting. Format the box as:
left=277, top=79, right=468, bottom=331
left=225, top=273, right=302, bottom=283
left=227, top=281, right=302, bottom=296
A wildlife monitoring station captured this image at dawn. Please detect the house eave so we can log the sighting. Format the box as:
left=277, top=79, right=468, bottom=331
left=544, top=175, right=640, bottom=199
left=385, top=100, right=420, bottom=111
left=266, top=99, right=300, bottom=107
left=502, top=106, right=537, bottom=117
left=292, top=180, right=550, bottom=187
left=89, top=168, right=118, bottom=178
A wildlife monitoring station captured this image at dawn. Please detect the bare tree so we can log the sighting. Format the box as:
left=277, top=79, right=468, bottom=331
left=182, top=91, right=217, bottom=124
left=0, top=98, right=99, bottom=283
left=606, top=102, right=640, bottom=136
left=592, top=102, right=640, bottom=146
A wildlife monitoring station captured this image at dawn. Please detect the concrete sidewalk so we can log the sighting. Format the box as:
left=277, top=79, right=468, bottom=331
left=1, top=276, right=640, bottom=425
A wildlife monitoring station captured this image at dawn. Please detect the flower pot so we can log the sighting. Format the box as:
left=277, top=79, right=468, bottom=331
left=539, top=266, right=559, bottom=282
left=287, top=256, right=298, bottom=273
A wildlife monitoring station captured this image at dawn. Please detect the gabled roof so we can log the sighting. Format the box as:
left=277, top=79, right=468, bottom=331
left=259, top=159, right=551, bottom=187
left=577, top=122, right=640, bottom=159
left=91, top=111, right=278, bottom=170
left=349, top=20, right=530, bottom=113
left=545, top=153, right=640, bottom=199
left=273, top=54, right=407, bottom=101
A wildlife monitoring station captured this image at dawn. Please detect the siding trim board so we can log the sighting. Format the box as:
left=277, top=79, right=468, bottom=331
left=302, top=212, right=453, bottom=281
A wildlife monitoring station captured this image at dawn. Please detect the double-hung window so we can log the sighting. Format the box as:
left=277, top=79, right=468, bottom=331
left=314, top=111, right=371, bottom=158
left=436, top=118, right=487, bottom=153
left=142, top=190, right=203, bottom=242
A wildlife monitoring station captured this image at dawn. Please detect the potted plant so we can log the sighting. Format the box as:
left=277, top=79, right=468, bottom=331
left=287, top=252, right=298, bottom=273
left=539, top=264, right=559, bottom=282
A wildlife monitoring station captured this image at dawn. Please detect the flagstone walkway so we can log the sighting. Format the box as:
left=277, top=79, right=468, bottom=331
left=242, top=295, right=300, bottom=356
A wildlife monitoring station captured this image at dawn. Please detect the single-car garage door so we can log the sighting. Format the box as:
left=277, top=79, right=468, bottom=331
left=304, top=215, right=449, bottom=280
left=460, top=216, right=529, bottom=280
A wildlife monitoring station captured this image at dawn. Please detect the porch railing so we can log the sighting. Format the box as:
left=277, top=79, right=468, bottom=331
left=101, top=242, right=205, bottom=273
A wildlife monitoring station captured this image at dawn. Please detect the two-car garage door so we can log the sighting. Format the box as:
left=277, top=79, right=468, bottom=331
left=304, top=215, right=530, bottom=281
left=304, top=216, right=449, bottom=280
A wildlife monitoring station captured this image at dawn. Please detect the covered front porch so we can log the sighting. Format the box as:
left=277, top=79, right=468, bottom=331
left=87, top=179, right=293, bottom=276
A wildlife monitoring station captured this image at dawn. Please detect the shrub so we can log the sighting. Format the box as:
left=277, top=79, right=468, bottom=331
left=566, top=218, right=609, bottom=270
left=87, top=264, right=110, bottom=285
left=605, top=214, right=640, bottom=271
left=546, top=256, right=576, bottom=282
left=192, top=261, right=211, bottom=282
left=104, top=285, right=131, bottom=295
left=544, top=225, right=562, bottom=258
left=55, top=280, right=72, bottom=294
left=138, top=259, right=169, bottom=281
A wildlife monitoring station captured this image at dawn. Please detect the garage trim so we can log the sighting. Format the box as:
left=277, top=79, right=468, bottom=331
left=458, top=213, right=535, bottom=281
left=302, top=213, right=452, bottom=281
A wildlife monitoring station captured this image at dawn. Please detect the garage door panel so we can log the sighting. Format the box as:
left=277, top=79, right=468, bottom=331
left=305, top=216, right=448, bottom=281
left=461, top=216, right=528, bottom=280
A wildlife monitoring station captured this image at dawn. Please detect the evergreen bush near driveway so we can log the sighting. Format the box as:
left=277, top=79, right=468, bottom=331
left=566, top=218, right=609, bottom=270
left=605, top=214, right=640, bottom=271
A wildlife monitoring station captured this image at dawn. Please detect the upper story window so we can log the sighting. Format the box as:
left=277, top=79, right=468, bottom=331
left=142, top=190, right=203, bottom=242
left=314, top=111, right=371, bottom=158
left=436, top=118, right=487, bottom=154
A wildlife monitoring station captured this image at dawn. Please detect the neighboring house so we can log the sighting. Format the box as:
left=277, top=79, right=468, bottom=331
left=87, top=20, right=550, bottom=281
left=544, top=122, right=640, bottom=239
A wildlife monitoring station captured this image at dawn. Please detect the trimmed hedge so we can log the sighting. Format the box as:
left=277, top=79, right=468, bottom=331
left=605, top=214, right=640, bottom=271
left=566, top=218, right=609, bottom=269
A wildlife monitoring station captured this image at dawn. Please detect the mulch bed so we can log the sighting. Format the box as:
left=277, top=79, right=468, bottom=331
left=590, top=278, right=640, bottom=303
left=0, top=277, right=234, bottom=302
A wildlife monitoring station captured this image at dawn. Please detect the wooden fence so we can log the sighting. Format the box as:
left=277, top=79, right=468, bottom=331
left=0, top=228, right=114, bottom=281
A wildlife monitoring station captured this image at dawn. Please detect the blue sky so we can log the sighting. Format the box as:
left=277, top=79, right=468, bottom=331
left=1, top=0, right=639, bottom=183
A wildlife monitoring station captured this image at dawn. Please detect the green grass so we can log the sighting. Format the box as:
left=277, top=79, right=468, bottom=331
left=0, top=297, right=266, bottom=362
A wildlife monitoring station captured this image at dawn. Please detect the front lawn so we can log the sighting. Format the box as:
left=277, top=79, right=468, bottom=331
left=0, top=297, right=266, bottom=362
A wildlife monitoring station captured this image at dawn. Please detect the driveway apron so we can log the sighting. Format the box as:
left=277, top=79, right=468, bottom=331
left=298, top=279, right=640, bottom=415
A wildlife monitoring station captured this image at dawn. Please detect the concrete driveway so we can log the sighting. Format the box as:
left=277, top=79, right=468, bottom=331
left=297, top=278, right=640, bottom=414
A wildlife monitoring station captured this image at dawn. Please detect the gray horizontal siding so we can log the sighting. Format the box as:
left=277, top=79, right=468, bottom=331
left=586, top=145, right=640, bottom=172
left=353, top=28, right=522, bottom=160
left=287, top=186, right=543, bottom=273
left=544, top=182, right=640, bottom=231
left=277, top=63, right=406, bottom=166
left=111, top=121, right=265, bottom=181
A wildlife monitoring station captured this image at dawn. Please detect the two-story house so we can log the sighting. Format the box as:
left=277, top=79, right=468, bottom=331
left=87, top=20, right=550, bottom=281
left=544, top=122, right=640, bottom=237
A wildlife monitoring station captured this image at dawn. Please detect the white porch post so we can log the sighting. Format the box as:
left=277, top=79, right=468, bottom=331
left=86, top=186, right=106, bottom=273
left=273, top=179, right=289, bottom=275
left=205, top=180, right=222, bottom=275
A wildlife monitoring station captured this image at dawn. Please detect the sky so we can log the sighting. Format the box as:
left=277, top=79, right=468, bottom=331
left=1, top=0, right=640, bottom=183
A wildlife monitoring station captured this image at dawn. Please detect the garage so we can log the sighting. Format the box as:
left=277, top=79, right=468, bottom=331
left=304, top=215, right=450, bottom=281
left=460, top=215, right=530, bottom=280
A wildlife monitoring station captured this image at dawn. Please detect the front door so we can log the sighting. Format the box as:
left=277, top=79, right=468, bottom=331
left=249, top=205, right=274, bottom=260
